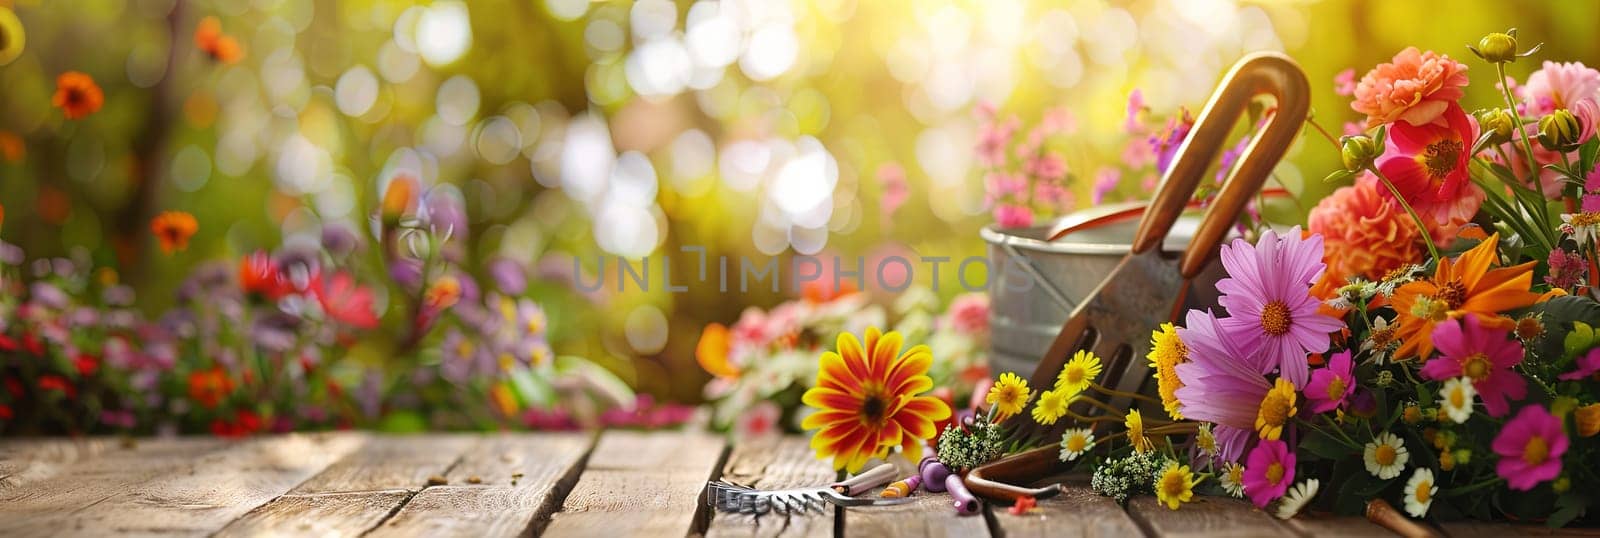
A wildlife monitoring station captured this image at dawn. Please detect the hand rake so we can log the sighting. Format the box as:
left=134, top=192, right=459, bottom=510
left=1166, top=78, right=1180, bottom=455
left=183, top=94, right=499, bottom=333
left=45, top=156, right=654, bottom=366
left=966, top=52, right=1311, bottom=501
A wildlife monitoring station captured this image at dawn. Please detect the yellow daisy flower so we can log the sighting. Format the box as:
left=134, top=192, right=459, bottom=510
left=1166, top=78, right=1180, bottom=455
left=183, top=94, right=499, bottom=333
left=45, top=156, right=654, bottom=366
left=1254, top=378, right=1298, bottom=440
left=1125, top=409, right=1153, bottom=453
left=1156, top=461, right=1200, bottom=510
left=1195, top=422, right=1217, bottom=457
left=1055, top=350, right=1102, bottom=397
left=1032, top=389, right=1069, bottom=425
left=1147, top=323, right=1188, bottom=420
left=987, top=372, right=1031, bottom=422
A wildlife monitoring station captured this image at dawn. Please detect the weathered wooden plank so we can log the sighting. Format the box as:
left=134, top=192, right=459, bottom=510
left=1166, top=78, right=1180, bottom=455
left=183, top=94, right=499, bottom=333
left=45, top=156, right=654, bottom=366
left=1442, top=521, right=1600, bottom=536
left=290, top=434, right=475, bottom=494
left=991, top=480, right=1143, bottom=538
left=1127, top=494, right=1291, bottom=538
left=0, top=437, right=123, bottom=490
left=0, top=433, right=364, bottom=537
left=367, top=433, right=593, bottom=537
left=543, top=430, right=728, bottom=537
left=213, top=490, right=411, bottom=538
left=704, top=436, right=837, bottom=538
left=1286, top=514, right=1399, bottom=537
left=842, top=481, right=992, bottom=538
left=0, top=437, right=229, bottom=518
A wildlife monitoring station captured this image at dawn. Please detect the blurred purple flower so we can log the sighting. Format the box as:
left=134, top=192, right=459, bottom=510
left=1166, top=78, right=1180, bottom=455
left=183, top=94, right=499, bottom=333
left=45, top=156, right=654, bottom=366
left=100, top=410, right=137, bottom=429
left=0, top=241, right=23, bottom=265
left=320, top=223, right=362, bottom=256
left=423, top=188, right=468, bottom=239
left=1149, top=111, right=1194, bottom=173
left=389, top=256, right=424, bottom=289
left=251, top=312, right=301, bottom=353
left=29, top=282, right=69, bottom=310
left=1092, top=167, right=1121, bottom=205
left=488, top=257, right=528, bottom=295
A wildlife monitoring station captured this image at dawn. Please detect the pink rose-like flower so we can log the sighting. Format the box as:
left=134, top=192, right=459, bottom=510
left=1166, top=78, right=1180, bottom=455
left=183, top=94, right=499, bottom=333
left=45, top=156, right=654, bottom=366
left=941, top=293, right=990, bottom=336
left=1492, top=405, right=1568, bottom=491
left=1351, top=47, right=1470, bottom=128
left=994, top=204, right=1035, bottom=229
left=1243, top=439, right=1296, bottom=508
left=1519, top=61, right=1600, bottom=116
left=1422, top=315, right=1527, bottom=417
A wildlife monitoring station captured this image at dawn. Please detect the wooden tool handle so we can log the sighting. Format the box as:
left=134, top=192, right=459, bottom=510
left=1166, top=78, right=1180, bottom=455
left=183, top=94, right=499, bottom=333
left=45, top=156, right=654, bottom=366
left=1129, top=52, right=1310, bottom=278
left=963, top=446, right=1064, bottom=502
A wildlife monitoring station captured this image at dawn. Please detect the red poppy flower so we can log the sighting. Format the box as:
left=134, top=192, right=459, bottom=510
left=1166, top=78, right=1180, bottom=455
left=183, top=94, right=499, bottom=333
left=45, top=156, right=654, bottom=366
left=0, top=334, right=16, bottom=351
left=21, top=332, right=43, bottom=356
left=73, top=353, right=98, bottom=376
left=239, top=251, right=291, bottom=300
left=187, top=368, right=234, bottom=408
left=194, top=16, right=245, bottom=64
left=0, top=404, right=12, bottom=420
left=52, top=71, right=103, bottom=120
left=210, top=409, right=263, bottom=438
left=37, top=374, right=76, bottom=398
left=1375, top=102, right=1476, bottom=223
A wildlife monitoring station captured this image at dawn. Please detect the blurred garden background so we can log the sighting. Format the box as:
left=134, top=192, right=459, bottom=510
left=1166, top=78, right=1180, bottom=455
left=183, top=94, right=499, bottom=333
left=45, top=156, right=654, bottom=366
left=3, top=0, right=1600, bottom=433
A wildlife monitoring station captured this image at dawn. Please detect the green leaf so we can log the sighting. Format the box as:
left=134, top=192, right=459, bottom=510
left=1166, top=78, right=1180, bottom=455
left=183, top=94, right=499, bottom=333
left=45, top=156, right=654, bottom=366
left=1323, top=169, right=1357, bottom=184
left=1549, top=493, right=1590, bottom=528
left=555, top=355, right=635, bottom=409
left=1299, top=429, right=1352, bottom=461
left=375, top=411, right=428, bottom=433
left=1534, top=296, right=1600, bottom=363
left=509, top=366, right=554, bottom=408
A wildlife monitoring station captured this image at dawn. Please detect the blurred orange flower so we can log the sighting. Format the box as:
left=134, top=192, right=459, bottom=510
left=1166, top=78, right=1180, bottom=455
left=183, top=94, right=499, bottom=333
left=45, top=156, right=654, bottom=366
left=0, top=130, right=23, bottom=162
left=52, top=71, right=103, bottom=119
left=150, top=210, right=199, bottom=253
left=695, top=322, right=739, bottom=379
left=800, top=327, right=950, bottom=471
left=194, top=16, right=245, bottom=64
left=187, top=368, right=233, bottom=408
left=1389, top=234, right=1540, bottom=360
left=381, top=174, right=419, bottom=225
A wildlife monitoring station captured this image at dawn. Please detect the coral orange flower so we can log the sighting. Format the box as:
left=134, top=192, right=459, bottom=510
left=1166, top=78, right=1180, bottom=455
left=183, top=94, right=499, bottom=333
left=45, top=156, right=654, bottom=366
left=1308, top=173, right=1423, bottom=284
left=187, top=367, right=233, bottom=408
left=695, top=323, right=740, bottom=379
left=194, top=16, right=245, bottom=64
left=1388, top=234, right=1540, bottom=360
left=801, top=327, right=951, bottom=472
left=239, top=251, right=291, bottom=300
left=52, top=71, right=104, bottom=120
left=1351, top=47, right=1469, bottom=128
left=0, top=130, right=23, bottom=163
left=150, top=210, right=199, bottom=253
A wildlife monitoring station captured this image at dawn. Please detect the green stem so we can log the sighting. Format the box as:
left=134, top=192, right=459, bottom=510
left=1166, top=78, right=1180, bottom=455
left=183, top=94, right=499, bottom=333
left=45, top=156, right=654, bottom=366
left=1443, top=477, right=1503, bottom=498
left=1306, top=117, right=1344, bottom=152
left=1367, top=167, right=1442, bottom=260
left=1496, top=63, right=1542, bottom=182
left=1089, top=383, right=1164, bottom=406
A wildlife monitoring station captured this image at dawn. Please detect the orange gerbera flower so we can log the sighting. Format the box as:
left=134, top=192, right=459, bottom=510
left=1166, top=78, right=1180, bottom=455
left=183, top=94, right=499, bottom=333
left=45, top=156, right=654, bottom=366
left=151, top=210, right=199, bottom=253
left=52, top=71, right=103, bottom=119
left=695, top=322, right=740, bottom=379
left=1389, top=234, right=1539, bottom=360
left=194, top=16, right=245, bottom=64
left=801, top=327, right=951, bottom=471
left=187, top=367, right=233, bottom=408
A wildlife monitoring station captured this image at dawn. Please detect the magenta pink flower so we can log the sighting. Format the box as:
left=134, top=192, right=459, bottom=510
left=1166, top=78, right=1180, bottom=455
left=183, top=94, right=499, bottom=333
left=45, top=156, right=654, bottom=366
left=1559, top=348, right=1600, bottom=381
left=976, top=115, right=1019, bottom=168
left=1421, top=315, right=1527, bottom=417
left=1124, top=89, right=1146, bottom=133
left=1174, top=309, right=1274, bottom=463
left=941, top=293, right=990, bottom=336
left=1149, top=111, right=1194, bottom=173
left=1492, top=405, right=1567, bottom=491
left=994, top=204, right=1035, bottom=229
left=1546, top=249, right=1588, bottom=291
left=1243, top=439, right=1296, bottom=508
left=1216, top=227, right=1343, bottom=387
left=1305, top=350, right=1354, bottom=414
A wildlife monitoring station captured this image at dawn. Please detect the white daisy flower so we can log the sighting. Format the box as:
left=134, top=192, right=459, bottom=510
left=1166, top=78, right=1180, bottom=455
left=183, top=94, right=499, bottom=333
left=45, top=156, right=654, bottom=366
left=1219, top=462, right=1246, bottom=498
left=1439, top=377, right=1476, bottom=424
left=1363, top=432, right=1409, bottom=479
left=1403, top=468, right=1437, bottom=518
left=1275, top=479, right=1319, bottom=520
left=1360, top=316, right=1400, bottom=364
left=1562, top=212, right=1599, bottom=249
left=1059, top=428, right=1095, bottom=462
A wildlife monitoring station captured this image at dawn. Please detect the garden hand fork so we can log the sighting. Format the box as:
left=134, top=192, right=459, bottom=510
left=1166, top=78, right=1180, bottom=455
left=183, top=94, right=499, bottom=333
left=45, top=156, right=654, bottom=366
left=967, top=52, right=1310, bottom=501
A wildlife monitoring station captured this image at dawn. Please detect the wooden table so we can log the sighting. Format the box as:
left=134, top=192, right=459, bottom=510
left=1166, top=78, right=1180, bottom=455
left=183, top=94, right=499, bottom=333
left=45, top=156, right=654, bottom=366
left=1, top=432, right=1594, bottom=537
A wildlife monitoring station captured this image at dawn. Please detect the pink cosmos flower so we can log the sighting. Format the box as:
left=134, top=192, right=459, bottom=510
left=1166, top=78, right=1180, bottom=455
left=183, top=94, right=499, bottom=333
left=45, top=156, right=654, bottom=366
left=1034, top=182, right=1073, bottom=209
left=1376, top=102, right=1477, bottom=225
left=1559, top=348, right=1600, bottom=381
left=1305, top=350, right=1354, bottom=414
left=1421, top=315, right=1527, bottom=417
left=1173, top=309, right=1274, bottom=463
left=994, top=204, right=1035, bottom=229
left=735, top=401, right=782, bottom=439
left=1351, top=47, right=1470, bottom=128
left=1243, top=439, right=1296, bottom=508
left=976, top=115, right=1020, bottom=167
left=1519, top=61, right=1600, bottom=116
left=1024, top=152, right=1067, bottom=182
left=878, top=163, right=909, bottom=222
left=1149, top=111, right=1195, bottom=173
left=1215, top=227, right=1343, bottom=387
left=1333, top=68, right=1357, bottom=97
left=1040, top=106, right=1077, bottom=135
left=1492, top=405, right=1568, bottom=491
left=1125, top=89, right=1146, bottom=134
left=1092, top=167, right=1121, bottom=205
left=1122, top=138, right=1155, bottom=169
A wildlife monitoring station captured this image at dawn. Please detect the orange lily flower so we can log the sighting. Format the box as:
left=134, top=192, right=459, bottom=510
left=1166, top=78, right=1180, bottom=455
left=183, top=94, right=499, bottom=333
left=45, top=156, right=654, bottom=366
left=1388, top=234, right=1539, bottom=360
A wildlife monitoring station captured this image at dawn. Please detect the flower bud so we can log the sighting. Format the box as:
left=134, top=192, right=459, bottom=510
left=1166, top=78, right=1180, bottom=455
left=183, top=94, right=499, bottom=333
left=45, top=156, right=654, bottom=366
left=1402, top=405, right=1422, bottom=424
left=1474, top=32, right=1518, bottom=63
left=1554, top=476, right=1572, bottom=494
left=1438, top=450, right=1455, bottom=471
left=1576, top=403, right=1600, bottom=438
left=1478, top=109, right=1516, bottom=146
left=1537, top=109, right=1583, bottom=152
left=1341, top=135, right=1379, bottom=171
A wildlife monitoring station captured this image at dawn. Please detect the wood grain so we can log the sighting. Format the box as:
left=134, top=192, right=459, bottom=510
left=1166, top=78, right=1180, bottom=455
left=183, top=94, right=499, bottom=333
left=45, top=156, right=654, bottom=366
left=543, top=430, right=727, bottom=537
left=1127, top=494, right=1292, bottom=538
left=1285, top=513, right=1400, bottom=537
left=368, top=433, right=593, bottom=537
left=0, top=433, right=362, bottom=537
left=289, top=434, right=475, bottom=494
left=841, top=484, right=992, bottom=538
left=991, top=480, right=1143, bottom=538
left=704, top=436, right=837, bottom=538
left=213, top=490, right=410, bottom=538
left=0, top=437, right=228, bottom=519
left=0, top=437, right=122, bottom=490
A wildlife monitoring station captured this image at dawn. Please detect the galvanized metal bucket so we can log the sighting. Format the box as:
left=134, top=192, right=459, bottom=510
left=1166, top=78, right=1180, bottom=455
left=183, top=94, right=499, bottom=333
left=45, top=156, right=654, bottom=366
left=980, top=211, right=1226, bottom=377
